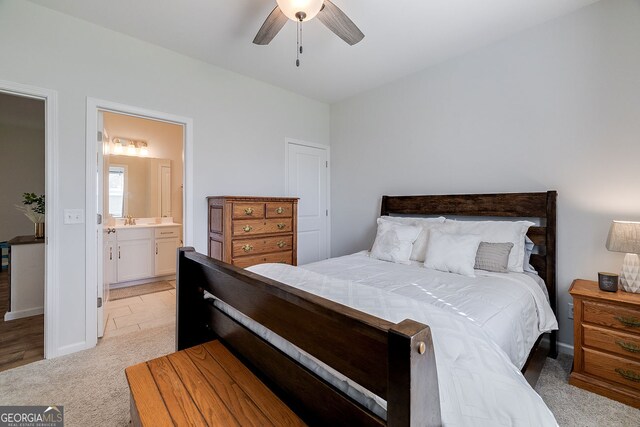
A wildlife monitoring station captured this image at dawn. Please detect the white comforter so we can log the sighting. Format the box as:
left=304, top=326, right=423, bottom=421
left=300, top=252, right=558, bottom=369
left=246, top=262, right=558, bottom=426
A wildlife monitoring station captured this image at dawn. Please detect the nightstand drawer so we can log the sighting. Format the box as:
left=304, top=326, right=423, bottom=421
left=583, top=348, right=640, bottom=391
left=583, top=324, right=640, bottom=361
left=583, top=300, right=640, bottom=332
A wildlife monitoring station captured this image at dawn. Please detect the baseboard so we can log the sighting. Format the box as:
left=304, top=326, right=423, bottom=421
left=109, top=275, right=176, bottom=289
left=4, top=306, right=44, bottom=321
left=55, top=340, right=93, bottom=358
left=557, top=341, right=574, bottom=356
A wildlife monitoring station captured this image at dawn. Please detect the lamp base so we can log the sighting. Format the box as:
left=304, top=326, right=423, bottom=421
left=620, top=253, right=640, bottom=293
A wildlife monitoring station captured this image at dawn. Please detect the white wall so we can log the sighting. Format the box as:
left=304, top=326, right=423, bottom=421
left=330, top=0, right=640, bottom=347
left=0, top=1, right=329, bottom=355
left=0, top=122, right=45, bottom=242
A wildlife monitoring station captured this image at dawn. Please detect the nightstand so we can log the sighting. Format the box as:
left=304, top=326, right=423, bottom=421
left=569, top=279, right=640, bottom=408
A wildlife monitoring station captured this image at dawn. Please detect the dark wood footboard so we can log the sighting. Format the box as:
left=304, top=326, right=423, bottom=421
left=176, top=247, right=441, bottom=427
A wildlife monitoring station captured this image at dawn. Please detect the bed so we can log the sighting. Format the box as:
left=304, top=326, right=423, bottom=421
left=176, top=191, right=559, bottom=426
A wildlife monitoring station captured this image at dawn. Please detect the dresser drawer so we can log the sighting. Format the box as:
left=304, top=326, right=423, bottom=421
left=232, top=236, right=293, bottom=258
left=233, top=219, right=293, bottom=236
left=583, top=300, right=640, bottom=332
left=266, top=202, right=293, bottom=218
left=583, top=324, right=640, bottom=361
left=583, top=348, right=640, bottom=391
left=232, top=251, right=293, bottom=268
left=232, top=203, right=265, bottom=219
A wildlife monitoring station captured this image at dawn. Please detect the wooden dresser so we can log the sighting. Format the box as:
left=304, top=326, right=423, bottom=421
left=207, top=196, right=298, bottom=268
left=569, top=279, right=640, bottom=408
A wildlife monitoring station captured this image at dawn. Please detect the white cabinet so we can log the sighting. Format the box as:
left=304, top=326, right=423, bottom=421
left=116, top=228, right=154, bottom=283
left=154, top=225, right=180, bottom=276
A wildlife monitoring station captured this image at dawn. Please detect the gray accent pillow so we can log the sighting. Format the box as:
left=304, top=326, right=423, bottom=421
left=474, top=242, right=514, bottom=273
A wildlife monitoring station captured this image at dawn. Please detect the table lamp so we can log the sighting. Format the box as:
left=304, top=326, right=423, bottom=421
left=606, top=220, right=640, bottom=293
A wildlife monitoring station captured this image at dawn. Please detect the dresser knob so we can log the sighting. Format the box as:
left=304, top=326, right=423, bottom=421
left=277, top=241, right=286, bottom=248
left=242, top=244, right=253, bottom=253
left=244, top=208, right=254, bottom=215
left=276, top=207, right=284, bottom=214
left=242, top=225, right=253, bottom=232
left=277, top=223, right=286, bottom=230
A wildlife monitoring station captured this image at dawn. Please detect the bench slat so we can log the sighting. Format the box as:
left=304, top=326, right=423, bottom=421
left=203, top=341, right=307, bottom=427
left=166, top=351, right=242, bottom=426
left=184, top=345, right=276, bottom=427
left=125, top=363, right=173, bottom=427
left=147, top=356, right=208, bottom=426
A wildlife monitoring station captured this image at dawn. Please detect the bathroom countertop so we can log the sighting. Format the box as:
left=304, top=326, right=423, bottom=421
left=111, top=223, right=181, bottom=230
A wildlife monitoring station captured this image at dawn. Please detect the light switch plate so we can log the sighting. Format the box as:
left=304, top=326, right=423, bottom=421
left=64, top=209, right=84, bottom=224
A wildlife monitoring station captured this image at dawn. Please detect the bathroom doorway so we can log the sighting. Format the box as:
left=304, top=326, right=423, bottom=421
left=86, top=99, right=193, bottom=346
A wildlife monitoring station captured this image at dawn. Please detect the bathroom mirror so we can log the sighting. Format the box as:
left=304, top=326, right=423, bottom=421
left=106, top=155, right=171, bottom=218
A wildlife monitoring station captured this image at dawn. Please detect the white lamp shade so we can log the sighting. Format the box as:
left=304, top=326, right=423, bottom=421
left=606, top=221, right=640, bottom=254
left=276, top=0, right=324, bottom=21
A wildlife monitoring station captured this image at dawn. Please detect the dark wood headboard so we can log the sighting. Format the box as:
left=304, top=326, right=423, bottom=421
left=381, top=191, right=557, bottom=357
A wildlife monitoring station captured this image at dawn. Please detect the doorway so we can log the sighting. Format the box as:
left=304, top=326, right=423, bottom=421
left=0, top=81, right=58, bottom=366
left=285, top=139, right=331, bottom=265
left=85, top=99, right=193, bottom=348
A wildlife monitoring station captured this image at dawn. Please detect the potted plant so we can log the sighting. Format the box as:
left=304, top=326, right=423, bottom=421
left=16, top=193, right=45, bottom=239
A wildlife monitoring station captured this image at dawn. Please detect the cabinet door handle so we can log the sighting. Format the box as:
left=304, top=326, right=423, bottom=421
left=243, top=225, right=253, bottom=232
left=616, top=340, right=640, bottom=353
left=615, top=368, right=640, bottom=382
left=277, top=223, right=286, bottom=230
left=109, top=247, right=112, bottom=261
left=118, top=246, right=121, bottom=259
left=615, top=316, right=640, bottom=328
left=156, top=243, right=158, bottom=255
left=276, top=207, right=284, bottom=214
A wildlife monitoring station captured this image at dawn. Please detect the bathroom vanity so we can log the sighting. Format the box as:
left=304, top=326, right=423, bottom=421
left=104, top=222, right=181, bottom=287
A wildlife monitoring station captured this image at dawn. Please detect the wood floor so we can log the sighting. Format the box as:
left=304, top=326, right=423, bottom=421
left=0, top=269, right=44, bottom=372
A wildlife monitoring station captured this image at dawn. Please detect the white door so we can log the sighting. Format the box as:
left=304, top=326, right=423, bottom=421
left=286, top=141, right=329, bottom=265
left=97, top=111, right=108, bottom=337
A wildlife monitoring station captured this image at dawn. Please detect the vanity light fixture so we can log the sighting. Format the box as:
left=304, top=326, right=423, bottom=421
left=139, top=142, right=149, bottom=157
left=113, top=138, right=124, bottom=155
left=127, top=141, right=137, bottom=156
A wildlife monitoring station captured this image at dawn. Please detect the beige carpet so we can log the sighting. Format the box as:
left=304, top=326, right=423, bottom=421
left=109, top=280, right=175, bottom=301
left=0, top=325, right=637, bottom=426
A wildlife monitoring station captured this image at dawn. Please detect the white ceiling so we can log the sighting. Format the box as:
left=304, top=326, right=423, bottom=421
left=29, top=0, right=599, bottom=103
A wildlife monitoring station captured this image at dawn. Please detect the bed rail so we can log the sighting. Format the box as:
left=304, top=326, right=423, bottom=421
left=176, top=247, right=441, bottom=427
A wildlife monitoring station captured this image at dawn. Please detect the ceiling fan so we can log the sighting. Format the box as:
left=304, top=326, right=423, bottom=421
left=253, top=0, right=364, bottom=67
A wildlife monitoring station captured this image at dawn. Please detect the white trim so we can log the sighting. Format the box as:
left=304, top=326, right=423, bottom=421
left=0, top=79, right=59, bottom=359
left=557, top=341, right=574, bottom=356
left=284, top=138, right=331, bottom=260
left=4, top=307, right=44, bottom=321
left=85, top=97, right=193, bottom=349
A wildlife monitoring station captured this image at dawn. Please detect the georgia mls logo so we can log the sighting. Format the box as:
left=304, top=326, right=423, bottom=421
left=0, top=405, right=64, bottom=427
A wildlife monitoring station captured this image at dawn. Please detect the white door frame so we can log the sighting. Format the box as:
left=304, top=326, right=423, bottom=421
left=85, top=98, right=194, bottom=348
left=0, top=79, right=59, bottom=359
left=284, top=138, right=331, bottom=260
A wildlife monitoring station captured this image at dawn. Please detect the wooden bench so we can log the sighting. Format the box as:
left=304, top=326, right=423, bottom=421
left=125, top=340, right=306, bottom=426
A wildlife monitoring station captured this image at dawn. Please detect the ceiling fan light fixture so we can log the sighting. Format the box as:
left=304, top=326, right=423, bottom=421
left=276, top=0, right=324, bottom=22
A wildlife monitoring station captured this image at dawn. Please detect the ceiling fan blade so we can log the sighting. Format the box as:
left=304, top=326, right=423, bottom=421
left=317, top=0, right=364, bottom=46
left=253, top=6, right=288, bottom=45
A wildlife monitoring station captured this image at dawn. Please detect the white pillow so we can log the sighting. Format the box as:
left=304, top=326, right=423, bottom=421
left=442, top=219, right=534, bottom=273
left=380, top=216, right=446, bottom=262
left=370, top=219, right=421, bottom=265
left=424, top=229, right=481, bottom=277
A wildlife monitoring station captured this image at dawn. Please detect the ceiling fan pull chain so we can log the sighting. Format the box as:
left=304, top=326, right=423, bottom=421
left=296, top=20, right=300, bottom=67
left=300, top=21, right=303, bottom=55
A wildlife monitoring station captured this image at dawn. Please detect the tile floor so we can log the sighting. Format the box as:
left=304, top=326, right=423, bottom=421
left=103, top=284, right=176, bottom=338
